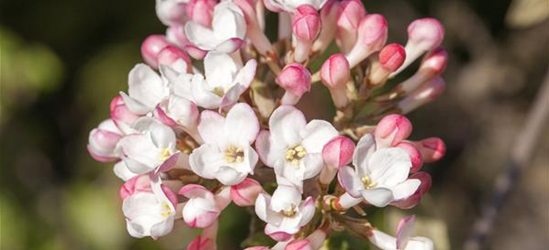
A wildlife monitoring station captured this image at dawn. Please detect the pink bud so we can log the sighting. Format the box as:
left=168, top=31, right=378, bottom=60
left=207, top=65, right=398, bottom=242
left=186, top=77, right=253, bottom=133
left=119, top=175, right=178, bottom=206
left=396, top=141, right=423, bottom=172
left=286, top=229, right=327, bottom=250
left=230, top=178, right=264, bottom=206
left=414, top=137, right=446, bottom=163
left=110, top=96, right=140, bottom=134
left=157, top=46, right=191, bottom=74
left=374, top=114, right=413, bottom=148
left=292, top=5, right=321, bottom=62
left=320, top=53, right=350, bottom=108
left=277, top=63, right=311, bottom=105
left=141, top=35, right=170, bottom=68
left=156, top=0, right=187, bottom=26
left=397, top=47, right=448, bottom=93
left=87, top=119, right=123, bottom=162
left=368, top=43, right=406, bottom=86
left=187, top=235, right=214, bottom=250
left=322, top=136, right=355, bottom=169
left=234, top=0, right=273, bottom=55
left=392, top=18, right=444, bottom=76
left=312, top=0, right=340, bottom=52
left=336, top=0, right=367, bottom=53
left=391, top=172, right=432, bottom=209
left=398, top=77, right=445, bottom=114
left=186, top=0, right=217, bottom=27
left=346, top=14, right=388, bottom=68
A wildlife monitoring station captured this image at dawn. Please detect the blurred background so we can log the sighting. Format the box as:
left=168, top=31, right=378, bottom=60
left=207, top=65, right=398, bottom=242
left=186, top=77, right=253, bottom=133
left=1, top=0, right=548, bottom=249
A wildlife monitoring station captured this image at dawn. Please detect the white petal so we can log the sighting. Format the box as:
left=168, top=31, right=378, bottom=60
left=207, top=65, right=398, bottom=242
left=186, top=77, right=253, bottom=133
left=368, top=148, right=411, bottom=187
left=189, top=144, right=224, bottom=179
left=337, top=166, right=364, bottom=198
left=361, top=187, right=394, bottom=207
left=120, top=92, right=151, bottom=115
left=301, top=120, right=338, bottom=153
left=204, top=52, right=238, bottom=91
left=269, top=105, right=307, bottom=147
left=405, top=237, right=434, bottom=250
left=255, top=130, right=277, bottom=167
left=392, top=179, right=421, bottom=201
left=233, top=59, right=257, bottom=89
left=224, top=103, right=259, bottom=144
left=274, top=161, right=305, bottom=192
left=149, top=122, right=176, bottom=149
left=298, top=197, right=315, bottom=226
left=301, top=153, right=324, bottom=179
left=396, top=215, right=416, bottom=249
left=128, top=64, right=167, bottom=109
left=270, top=185, right=302, bottom=212
left=353, top=133, right=376, bottom=177
left=191, top=76, right=223, bottom=109
left=211, top=1, right=246, bottom=40
left=216, top=166, right=248, bottom=186
left=198, top=110, right=226, bottom=145
left=368, top=229, right=398, bottom=250
left=114, top=161, right=138, bottom=181
left=185, top=22, right=218, bottom=50
left=255, top=193, right=270, bottom=222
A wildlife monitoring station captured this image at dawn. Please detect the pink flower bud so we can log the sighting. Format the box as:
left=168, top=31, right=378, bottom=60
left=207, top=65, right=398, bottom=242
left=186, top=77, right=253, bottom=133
left=391, top=172, right=432, bottom=209
left=157, top=46, right=191, bottom=74
left=234, top=0, right=273, bottom=55
left=398, top=77, right=445, bottom=114
left=120, top=175, right=178, bottom=206
left=186, top=0, right=217, bottom=27
left=87, top=119, right=123, bottom=162
left=398, top=47, right=448, bottom=93
left=368, top=43, right=406, bottom=86
left=187, top=235, right=214, bottom=250
left=392, top=18, right=444, bottom=76
left=156, top=0, right=187, bottom=26
left=110, top=96, right=140, bottom=134
left=375, top=114, right=413, bottom=148
left=346, top=14, right=388, bottom=68
left=414, top=137, right=446, bottom=163
left=277, top=63, right=311, bottom=105
left=292, top=5, right=321, bottom=62
left=312, top=0, right=340, bottom=52
left=322, top=136, right=355, bottom=169
left=141, top=35, right=170, bottom=68
left=286, top=229, right=327, bottom=250
left=396, top=141, right=423, bottom=173
left=336, top=0, right=366, bottom=53
left=230, top=178, right=264, bottom=206
left=320, top=53, right=350, bottom=108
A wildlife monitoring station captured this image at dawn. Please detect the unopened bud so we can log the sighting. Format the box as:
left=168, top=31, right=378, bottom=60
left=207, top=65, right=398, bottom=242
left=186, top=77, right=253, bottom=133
left=277, top=63, right=311, bottom=105
left=286, top=229, right=328, bottom=250
left=186, top=0, right=217, bottom=27
left=157, top=46, right=191, bottom=74
left=319, top=136, right=355, bottom=185
left=141, top=35, right=171, bottom=68
left=320, top=53, right=351, bottom=108
left=292, top=5, right=321, bottom=62
left=413, top=137, right=446, bottom=163
left=110, top=96, right=140, bottom=134
left=156, top=0, right=187, bottom=26
left=336, top=0, right=367, bottom=53
left=368, top=43, right=406, bottom=86
left=398, top=47, right=448, bottom=93
left=312, top=0, right=340, bottom=52
left=396, top=141, right=423, bottom=172
left=374, top=114, right=413, bottom=148
left=392, top=18, right=444, bottom=76
left=88, top=119, right=123, bottom=162
left=398, top=77, right=445, bottom=114
left=230, top=178, right=264, bottom=206
left=346, top=14, right=388, bottom=68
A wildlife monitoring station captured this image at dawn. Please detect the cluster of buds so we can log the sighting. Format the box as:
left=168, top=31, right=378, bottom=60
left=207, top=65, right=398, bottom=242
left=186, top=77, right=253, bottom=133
left=87, top=0, right=448, bottom=249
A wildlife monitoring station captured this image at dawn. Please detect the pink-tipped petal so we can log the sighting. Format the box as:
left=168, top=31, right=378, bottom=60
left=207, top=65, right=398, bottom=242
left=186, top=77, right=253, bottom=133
left=346, top=14, right=388, bottom=68
left=185, top=44, right=208, bottom=60
left=398, top=77, right=445, bottom=114
left=416, top=137, right=446, bottom=163
left=215, top=38, right=244, bottom=53
left=336, top=0, right=366, bottom=53
left=374, top=114, right=413, bottom=148
left=157, top=46, right=191, bottom=73
left=231, top=178, right=264, bottom=206
left=141, top=35, right=170, bottom=68
left=322, top=135, right=355, bottom=169
left=186, top=0, right=217, bottom=27
left=396, top=141, right=423, bottom=173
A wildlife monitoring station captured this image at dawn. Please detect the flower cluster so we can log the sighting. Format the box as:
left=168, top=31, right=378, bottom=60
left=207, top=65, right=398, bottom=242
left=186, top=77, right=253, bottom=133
left=87, top=0, right=448, bottom=248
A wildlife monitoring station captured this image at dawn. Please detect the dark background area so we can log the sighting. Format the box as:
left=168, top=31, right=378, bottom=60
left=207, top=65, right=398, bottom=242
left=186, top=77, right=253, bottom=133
left=1, top=0, right=548, bottom=249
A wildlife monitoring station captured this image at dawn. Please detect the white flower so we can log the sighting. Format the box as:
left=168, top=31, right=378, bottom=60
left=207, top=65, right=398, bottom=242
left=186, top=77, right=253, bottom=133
left=185, top=1, right=246, bottom=53
left=255, top=184, right=315, bottom=242
left=174, top=52, right=257, bottom=109
left=113, top=161, right=138, bottom=181
left=179, top=184, right=231, bottom=228
left=118, top=117, right=180, bottom=175
left=338, top=133, right=420, bottom=207
left=368, top=215, right=434, bottom=250
left=265, top=0, right=327, bottom=12
left=256, top=105, right=338, bottom=192
left=189, top=103, right=259, bottom=186
left=120, top=64, right=172, bottom=115
left=121, top=174, right=178, bottom=239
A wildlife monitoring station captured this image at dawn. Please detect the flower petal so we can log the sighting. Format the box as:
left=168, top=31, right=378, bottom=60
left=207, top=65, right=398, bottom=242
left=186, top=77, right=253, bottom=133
left=361, top=187, right=394, bottom=207
left=368, top=148, right=411, bottom=187
left=269, top=105, right=307, bottom=147
left=405, top=237, right=434, bottom=250
left=198, top=110, right=226, bottom=145
left=368, top=229, right=397, bottom=250
left=337, top=166, right=363, bottom=198
left=224, top=103, right=259, bottom=144
left=216, top=165, right=248, bottom=186
left=391, top=179, right=421, bottom=201
left=189, top=144, right=224, bottom=179
left=353, top=133, right=376, bottom=177
left=300, top=120, right=338, bottom=153
left=396, top=215, right=415, bottom=249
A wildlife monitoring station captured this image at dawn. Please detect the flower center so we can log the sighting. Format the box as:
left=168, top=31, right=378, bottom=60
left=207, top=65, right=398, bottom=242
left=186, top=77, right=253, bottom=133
left=160, top=202, right=173, bottom=218
left=225, top=145, right=245, bottom=163
left=285, top=145, right=307, bottom=166
left=213, top=87, right=225, bottom=97
left=281, top=204, right=297, bottom=217
left=361, top=176, right=377, bottom=189
left=159, top=147, right=172, bottom=161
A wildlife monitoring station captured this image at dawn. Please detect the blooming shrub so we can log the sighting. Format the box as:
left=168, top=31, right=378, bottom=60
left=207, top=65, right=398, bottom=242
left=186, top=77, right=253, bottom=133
left=87, top=0, right=448, bottom=248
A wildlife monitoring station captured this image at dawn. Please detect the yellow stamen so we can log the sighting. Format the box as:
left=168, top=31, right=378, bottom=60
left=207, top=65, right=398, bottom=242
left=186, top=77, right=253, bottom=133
left=225, top=145, right=245, bottom=163
left=285, top=145, right=307, bottom=166
left=281, top=204, right=297, bottom=217
left=213, top=87, right=225, bottom=97
left=160, top=202, right=173, bottom=217
left=159, top=148, right=172, bottom=161
left=361, top=176, right=377, bottom=189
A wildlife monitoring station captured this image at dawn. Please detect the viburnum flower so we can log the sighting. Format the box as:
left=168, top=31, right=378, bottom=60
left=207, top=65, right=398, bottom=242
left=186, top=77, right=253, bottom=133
left=155, top=0, right=188, bottom=26
left=185, top=1, right=246, bottom=53
left=87, top=119, right=123, bottom=162
left=265, top=0, right=327, bottom=12
left=120, top=64, right=172, bottom=115
left=179, top=184, right=231, bottom=228
left=110, top=96, right=140, bottom=135
left=176, top=52, right=257, bottom=109
left=256, top=105, right=338, bottom=192
left=118, top=117, right=181, bottom=175
left=368, top=215, right=434, bottom=250
left=338, top=133, right=420, bottom=207
left=120, top=174, right=178, bottom=239
left=189, top=103, right=259, bottom=186
left=255, top=184, right=315, bottom=241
